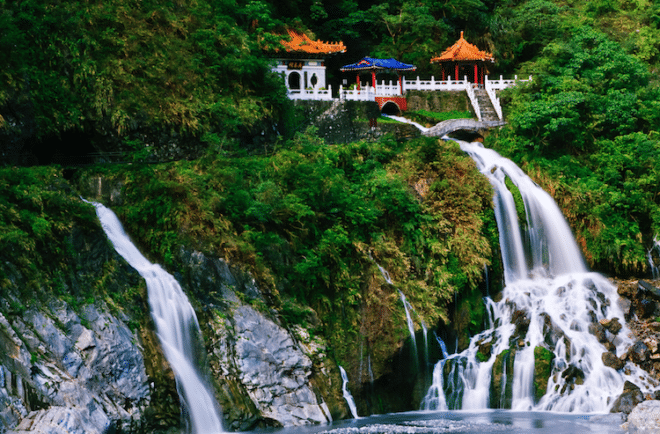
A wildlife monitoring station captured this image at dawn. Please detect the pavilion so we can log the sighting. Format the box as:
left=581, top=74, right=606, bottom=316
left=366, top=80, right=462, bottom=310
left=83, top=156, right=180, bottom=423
left=340, top=57, right=416, bottom=94
left=431, top=31, right=494, bottom=85
left=270, top=29, right=346, bottom=92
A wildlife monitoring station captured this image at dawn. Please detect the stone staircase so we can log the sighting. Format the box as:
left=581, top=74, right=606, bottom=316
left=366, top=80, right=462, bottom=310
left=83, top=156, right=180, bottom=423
left=474, top=88, right=500, bottom=122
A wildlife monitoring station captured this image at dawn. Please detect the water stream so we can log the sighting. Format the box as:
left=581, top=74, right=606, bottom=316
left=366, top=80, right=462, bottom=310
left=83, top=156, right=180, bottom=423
left=91, top=202, right=224, bottom=434
left=421, top=140, right=657, bottom=412
left=649, top=237, right=660, bottom=279
left=339, top=366, right=359, bottom=419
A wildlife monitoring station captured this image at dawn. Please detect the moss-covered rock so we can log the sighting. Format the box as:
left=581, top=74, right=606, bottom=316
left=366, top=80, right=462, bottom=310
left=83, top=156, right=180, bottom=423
left=533, top=346, right=555, bottom=402
left=490, top=349, right=514, bottom=408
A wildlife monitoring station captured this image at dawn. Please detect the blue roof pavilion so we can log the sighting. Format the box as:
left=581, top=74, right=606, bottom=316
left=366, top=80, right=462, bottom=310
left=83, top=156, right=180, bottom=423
left=341, top=57, right=416, bottom=93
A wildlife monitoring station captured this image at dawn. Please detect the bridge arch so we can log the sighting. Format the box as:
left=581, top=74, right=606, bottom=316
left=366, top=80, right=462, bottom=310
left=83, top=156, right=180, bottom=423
left=381, top=101, right=401, bottom=115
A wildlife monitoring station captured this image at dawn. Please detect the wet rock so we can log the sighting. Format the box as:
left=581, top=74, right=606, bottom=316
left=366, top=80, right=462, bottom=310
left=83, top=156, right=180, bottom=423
left=630, top=341, right=651, bottom=365
left=618, top=298, right=633, bottom=320
left=588, top=322, right=608, bottom=343
left=490, top=350, right=513, bottom=409
left=641, top=299, right=658, bottom=319
left=610, top=381, right=643, bottom=414
left=639, top=280, right=660, bottom=300
left=533, top=347, right=554, bottom=402
left=602, top=351, right=625, bottom=370
left=477, top=340, right=492, bottom=361
left=0, top=301, right=151, bottom=434
left=232, top=305, right=331, bottom=426
left=184, top=249, right=342, bottom=428
left=599, top=317, right=622, bottom=335
left=541, top=313, right=564, bottom=347
left=561, top=365, right=585, bottom=384
left=625, top=399, right=660, bottom=433
left=512, top=309, right=530, bottom=337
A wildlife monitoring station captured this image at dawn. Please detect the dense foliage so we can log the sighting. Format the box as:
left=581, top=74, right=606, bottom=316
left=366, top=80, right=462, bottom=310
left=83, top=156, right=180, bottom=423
left=0, top=0, right=288, bottom=146
left=3, top=0, right=660, bottom=401
left=490, top=8, right=660, bottom=275
left=79, top=131, right=497, bottom=372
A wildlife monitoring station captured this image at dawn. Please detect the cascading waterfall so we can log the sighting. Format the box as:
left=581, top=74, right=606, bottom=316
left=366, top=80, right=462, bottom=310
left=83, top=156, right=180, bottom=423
left=648, top=237, right=660, bottom=279
left=377, top=264, right=431, bottom=362
left=381, top=114, right=430, bottom=133
left=339, top=366, right=359, bottom=419
left=422, top=140, right=657, bottom=413
left=91, top=202, right=224, bottom=433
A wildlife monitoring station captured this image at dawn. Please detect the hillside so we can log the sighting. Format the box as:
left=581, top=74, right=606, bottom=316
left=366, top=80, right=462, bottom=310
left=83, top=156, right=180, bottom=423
left=2, top=0, right=660, bottom=432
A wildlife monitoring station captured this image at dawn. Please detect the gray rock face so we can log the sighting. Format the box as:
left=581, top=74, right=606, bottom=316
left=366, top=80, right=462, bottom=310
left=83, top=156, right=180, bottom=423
left=233, top=305, right=330, bottom=426
left=180, top=248, right=342, bottom=429
left=0, top=302, right=150, bottom=434
left=611, top=381, right=644, bottom=415
left=625, top=400, right=660, bottom=433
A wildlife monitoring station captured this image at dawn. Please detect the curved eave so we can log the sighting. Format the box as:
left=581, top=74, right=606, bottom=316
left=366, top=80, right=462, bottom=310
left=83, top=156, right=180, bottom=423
left=340, top=67, right=417, bottom=72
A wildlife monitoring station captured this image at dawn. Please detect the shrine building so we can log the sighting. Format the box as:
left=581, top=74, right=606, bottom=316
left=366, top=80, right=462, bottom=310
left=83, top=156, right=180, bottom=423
left=431, top=31, right=494, bottom=85
left=271, top=29, right=346, bottom=92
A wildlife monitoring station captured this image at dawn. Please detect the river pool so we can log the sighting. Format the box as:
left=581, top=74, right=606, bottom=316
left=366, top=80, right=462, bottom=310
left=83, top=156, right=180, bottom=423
left=247, top=410, right=626, bottom=434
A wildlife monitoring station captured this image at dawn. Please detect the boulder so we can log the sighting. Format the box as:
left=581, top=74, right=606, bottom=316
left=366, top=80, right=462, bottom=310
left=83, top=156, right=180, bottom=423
left=610, top=381, right=643, bottom=414
left=625, top=399, right=660, bottom=433
left=602, top=351, right=625, bottom=370
left=630, top=341, right=651, bottom=365
left=639, top=280, right=660, bottom=300
left=232, top=305, right=331, bottom=426
left=599, top=317, right=622, bottom=335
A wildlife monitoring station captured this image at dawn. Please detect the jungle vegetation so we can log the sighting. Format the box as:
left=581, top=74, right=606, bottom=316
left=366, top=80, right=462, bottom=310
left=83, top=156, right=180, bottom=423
left=1, top=0, right=660, bottom=378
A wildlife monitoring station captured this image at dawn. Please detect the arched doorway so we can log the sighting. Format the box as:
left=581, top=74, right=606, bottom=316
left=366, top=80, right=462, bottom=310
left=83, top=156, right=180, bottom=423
left=288, top=72, right=301, bottom=90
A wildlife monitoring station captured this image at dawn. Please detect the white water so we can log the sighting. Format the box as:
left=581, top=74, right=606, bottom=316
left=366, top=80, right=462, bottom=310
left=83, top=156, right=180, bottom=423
left=339, top=366, right=360, bottom=419
left=377, top=265, right=420, bottom=355
left=422, top=140, right=658, bottom=412
left=91, top=202, right=224, bottom=433
left=649, top=237, right=660, bottom=279
left=381, top=114, right=429, bottom=133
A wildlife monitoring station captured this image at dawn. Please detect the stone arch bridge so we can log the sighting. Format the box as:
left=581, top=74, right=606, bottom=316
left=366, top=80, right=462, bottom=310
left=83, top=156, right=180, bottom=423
left=423, top=118, right=506, bottom=138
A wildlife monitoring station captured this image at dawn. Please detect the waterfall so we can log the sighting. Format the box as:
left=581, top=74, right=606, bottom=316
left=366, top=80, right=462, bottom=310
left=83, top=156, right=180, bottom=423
left=422, top=140, right=657, bottom=413
left=381, top=114, right=430, bottom=133
left=91, top=202, right=224, bottom=433
left=399, top=291, right=418, bottom=355
left=339, top=366, right=359, bottom=419
left=649, top=237, right=660, bottom=279
left=377, top=265, right=419, bottom=355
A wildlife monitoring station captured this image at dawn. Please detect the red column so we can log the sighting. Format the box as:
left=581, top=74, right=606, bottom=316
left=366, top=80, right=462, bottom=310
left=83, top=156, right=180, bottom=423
left=398, top=74, right=402, bottom=95
left=372, top=71, right=377, bottom=92
left=474, top=63, right=478, bottom=85
left=356, top=74, right=360, bottom=90
left=455, top=63, right=459, bottom=81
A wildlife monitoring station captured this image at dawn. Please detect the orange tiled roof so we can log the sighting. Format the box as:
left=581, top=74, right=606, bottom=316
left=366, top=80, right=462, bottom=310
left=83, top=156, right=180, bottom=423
left=431, top=31, right=494, bottom=63
left=280, top=29, right=346, bottom=55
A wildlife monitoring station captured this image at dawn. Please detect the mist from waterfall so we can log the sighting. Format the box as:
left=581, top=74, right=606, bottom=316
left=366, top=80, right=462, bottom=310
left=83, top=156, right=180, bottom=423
left=422, top=140, right=657, bottom=413
left=91, top=202, right=224, bottom=433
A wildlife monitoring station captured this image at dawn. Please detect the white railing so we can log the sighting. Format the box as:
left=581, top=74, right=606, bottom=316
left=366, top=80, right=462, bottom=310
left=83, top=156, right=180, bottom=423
left=288, top=85, right=334, bottom=101
left=487, top=75, right=533, bottom=91
left=339, top=85, right=376, bottom=101
left=403, top=76, right=467, bottom=92
left=285, top=76, right=532, bottom=107
left=464, top=78, right=481, bottom=121
left=484, top=75, right=503, bottom=121
left=374, top=80, right=402, bottom=96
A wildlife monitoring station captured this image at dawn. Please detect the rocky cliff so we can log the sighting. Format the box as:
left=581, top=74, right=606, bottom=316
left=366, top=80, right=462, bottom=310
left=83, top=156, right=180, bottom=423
left=0, top=190, right=349, bottom=433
